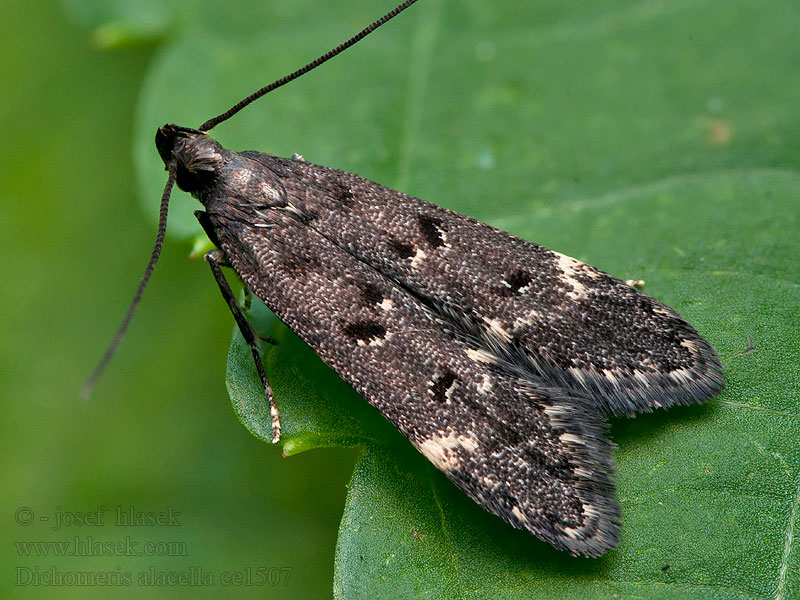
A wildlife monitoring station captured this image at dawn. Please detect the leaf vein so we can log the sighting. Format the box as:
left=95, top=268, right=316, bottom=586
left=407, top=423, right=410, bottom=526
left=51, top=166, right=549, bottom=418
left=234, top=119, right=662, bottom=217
left=774, top=474, right=800, bottom=600
left=719, top=400, right=800, bottom=422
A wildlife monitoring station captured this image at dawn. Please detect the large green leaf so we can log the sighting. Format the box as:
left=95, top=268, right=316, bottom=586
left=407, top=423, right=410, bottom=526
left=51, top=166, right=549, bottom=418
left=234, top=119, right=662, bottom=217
left=135, top=0, right=799, bottom=597
left=60, top=0, right=177, bottom=47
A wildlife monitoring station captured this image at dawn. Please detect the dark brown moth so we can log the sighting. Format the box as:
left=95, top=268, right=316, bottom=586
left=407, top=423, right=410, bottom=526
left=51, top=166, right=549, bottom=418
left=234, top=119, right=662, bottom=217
left=89, top=0, right=724, bottom=557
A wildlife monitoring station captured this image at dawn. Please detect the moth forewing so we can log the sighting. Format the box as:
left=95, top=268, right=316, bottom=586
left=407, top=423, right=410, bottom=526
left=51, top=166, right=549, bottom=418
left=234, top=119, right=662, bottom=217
left=157, top=125, right=723, bottom=556
left=91, top=0, right=724, bottom=560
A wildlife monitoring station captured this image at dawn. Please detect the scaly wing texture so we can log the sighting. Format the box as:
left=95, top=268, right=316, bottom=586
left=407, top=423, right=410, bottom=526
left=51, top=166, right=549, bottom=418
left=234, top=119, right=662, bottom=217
left=246, top=152, right=724, bottom=416
left=186, top=142, right=728, bottom=555
left=208, top=191, right=620, bottom=556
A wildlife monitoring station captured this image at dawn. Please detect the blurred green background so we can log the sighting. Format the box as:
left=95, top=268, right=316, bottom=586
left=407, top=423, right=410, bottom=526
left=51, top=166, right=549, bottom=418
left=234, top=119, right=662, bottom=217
left=3, top=0, right=799, bottom=598
left=1, top=1, right=357, bottom=598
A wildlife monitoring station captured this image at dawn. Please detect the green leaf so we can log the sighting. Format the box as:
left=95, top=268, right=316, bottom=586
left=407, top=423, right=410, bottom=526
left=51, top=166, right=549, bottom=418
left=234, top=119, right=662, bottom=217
left=60, top=0, right=177, bottom=47
left=137, top=0, right=800, bottom=597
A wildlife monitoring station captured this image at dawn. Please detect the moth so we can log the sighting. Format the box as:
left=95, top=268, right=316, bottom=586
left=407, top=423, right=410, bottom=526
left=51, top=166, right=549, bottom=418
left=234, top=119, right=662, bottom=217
left=88, top=0, right=724, bottom=557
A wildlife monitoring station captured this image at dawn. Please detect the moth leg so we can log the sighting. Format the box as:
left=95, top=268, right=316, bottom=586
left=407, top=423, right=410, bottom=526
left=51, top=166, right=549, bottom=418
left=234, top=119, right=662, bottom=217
left=198, top=208, right=277, bottom=345
left=205, top=249, right=281, bottom=443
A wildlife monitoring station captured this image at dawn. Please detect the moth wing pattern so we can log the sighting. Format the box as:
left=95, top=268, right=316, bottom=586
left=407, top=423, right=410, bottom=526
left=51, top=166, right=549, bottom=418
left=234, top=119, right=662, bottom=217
left=208, top=187, right=620, bottom=556
left=163, top=130, right=723, bottom=555
left=90, top=0, right=731, bottom=560
left=247, top=152, right=725, bottom=416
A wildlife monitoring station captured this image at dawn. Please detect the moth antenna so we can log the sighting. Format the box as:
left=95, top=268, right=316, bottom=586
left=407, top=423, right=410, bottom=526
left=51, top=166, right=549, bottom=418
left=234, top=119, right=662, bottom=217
left=198, top=0, right=419, bottom=132
left=81, top=159, right=178, bottom=398
left=83, top=1, right=420, bottom=396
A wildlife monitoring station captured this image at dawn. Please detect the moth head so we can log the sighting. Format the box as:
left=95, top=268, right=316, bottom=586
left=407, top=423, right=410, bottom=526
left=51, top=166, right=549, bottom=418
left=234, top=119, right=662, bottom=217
left=155, top=124, right=224, bottom=193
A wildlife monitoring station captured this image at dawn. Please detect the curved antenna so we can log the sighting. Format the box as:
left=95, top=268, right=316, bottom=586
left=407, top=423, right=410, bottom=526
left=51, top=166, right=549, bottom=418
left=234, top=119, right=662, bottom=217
left=199, top=0, right=419, bottom=132
left=83, top=0, right=420, bottom=395
left=81, top=159, right=178, bottom=398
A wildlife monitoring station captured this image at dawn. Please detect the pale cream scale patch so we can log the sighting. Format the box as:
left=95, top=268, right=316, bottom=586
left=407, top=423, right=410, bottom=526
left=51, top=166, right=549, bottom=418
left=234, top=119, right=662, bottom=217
left=483, top=317, right=512, bottom=342
left=543, top=403, right=570, bottom=418
left=652, top=305, right=675, bottom=318
left=465, top=348, right=498, bottom=364
left=417, top=431, right=481, bottom=472
left=553, top=251, right=598, bottom=300
left=410, top=248, right=428, bottom=269
left=681, top=338, right=700, bottom=352
left=511, top=506, right=529, bottom=524
left=668, top=368, right=695, bottom=384
left=477, top=374, right=493, bottom=394
left=567, top=366, right=589, bottom=386
left=600, top=369, right=625, bottom=390
left=513, top=311, right=542, bottom=329
left=481, top=475, right=499, bottom=489
left=555, top=252, right=588, bottom=300
left=559, top=432, right=586, bottom=446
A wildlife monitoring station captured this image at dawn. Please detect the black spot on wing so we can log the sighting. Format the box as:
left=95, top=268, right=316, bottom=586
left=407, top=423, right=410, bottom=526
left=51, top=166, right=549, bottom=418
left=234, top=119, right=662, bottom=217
left=390, top=239, right=415, bottom=259
left=417, top=214, right=445, bottom=248
left=344, top=278, right=386, bottom=307
left=339, top=189, right=355, bottom=207
left=359, top=282, right=385, bottom=306
left=314, top=172, right=356, bottom=208
left=343, top=320, right=387, bottom=344
left=429, top=370, right=457, bottom=403
left=497, top=269, right=533, bottom=297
